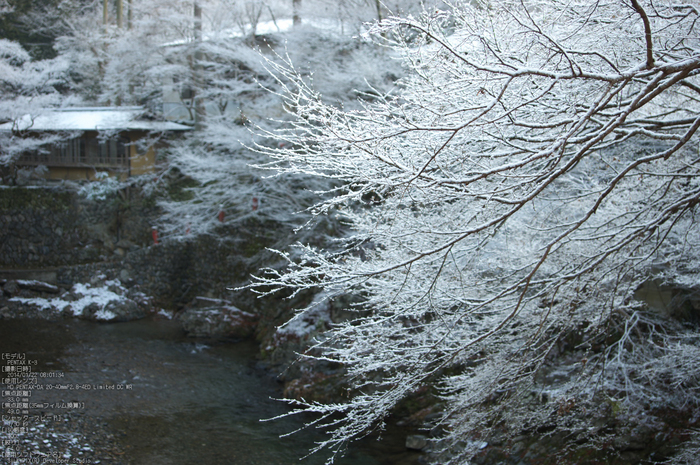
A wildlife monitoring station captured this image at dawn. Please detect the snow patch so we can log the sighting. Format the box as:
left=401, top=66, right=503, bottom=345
left=277, top=291, right=332, bottom=338
left=10, top=297, right=55, bottom=311
left=10, top=281, right=130, bottom=321
left=157, top=308, right=173, bottom=319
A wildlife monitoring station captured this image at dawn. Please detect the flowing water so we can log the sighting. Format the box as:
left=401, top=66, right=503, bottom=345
left=0, top=318, right=423, bottom=465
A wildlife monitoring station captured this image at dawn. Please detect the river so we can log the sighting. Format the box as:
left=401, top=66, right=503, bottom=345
left=0, top=318, right=424, bottom=465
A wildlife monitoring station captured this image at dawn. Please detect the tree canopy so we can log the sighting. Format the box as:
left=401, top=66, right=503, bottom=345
left=0, top=0, right=61, bottom=59
left=254, top=1, right=700, bottom=462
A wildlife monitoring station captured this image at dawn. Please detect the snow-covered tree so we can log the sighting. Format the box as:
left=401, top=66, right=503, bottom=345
left=16, top=0, right=433, bottom=110
left=252, top=0, right=700, bottom=462
left=0, top=0, right=60, bottom=59
left=0, top=38, right=69, bottom=166
left=156, top=27, right=403, bottom=244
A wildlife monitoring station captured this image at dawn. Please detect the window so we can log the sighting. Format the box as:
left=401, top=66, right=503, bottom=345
left=20, top=135, right=129, bottom=168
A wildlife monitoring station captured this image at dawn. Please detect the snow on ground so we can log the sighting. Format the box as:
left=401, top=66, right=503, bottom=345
left=10, top=280, right=129, bottom=321
left=163, top=17, right=349, bottom=47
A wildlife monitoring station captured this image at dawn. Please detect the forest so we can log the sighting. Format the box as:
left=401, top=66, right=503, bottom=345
left=2, top=1, right=700, bottom=464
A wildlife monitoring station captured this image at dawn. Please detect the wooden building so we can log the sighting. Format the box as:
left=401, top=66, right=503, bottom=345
left=0, top=107, right=192, bottom=180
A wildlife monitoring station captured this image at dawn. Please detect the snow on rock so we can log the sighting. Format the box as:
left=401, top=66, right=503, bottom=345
left=262, top=291, right=335, bottom=367
left=156, top=308, right=174, bottom=319
left=179, top=297, right=258, bottom=339
left=276, top=291, right=332, bottom=339
left=10, top=279, right=146, bottom=322
left=15, top=280, right=60, bottom=293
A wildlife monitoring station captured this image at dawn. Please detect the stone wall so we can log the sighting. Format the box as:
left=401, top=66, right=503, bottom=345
left=0, top=186, right=158, bottom=268
left=0, top=187, right=88, bottom=266
left=55, top=239, right=253, bottom=310
left=0, top=185, right=293, bottom=314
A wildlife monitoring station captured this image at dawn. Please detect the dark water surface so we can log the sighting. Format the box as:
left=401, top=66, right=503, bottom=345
left=0, top=318, right=422, bottom=465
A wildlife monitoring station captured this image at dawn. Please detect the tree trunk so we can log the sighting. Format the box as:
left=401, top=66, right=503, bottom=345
left=293, top=0, right=301, bottom=26
left=193, top=1, right=204, bottom=129
left=128, top=0, right=133, bottom=29
left=117, top=0, right=123, bottom=28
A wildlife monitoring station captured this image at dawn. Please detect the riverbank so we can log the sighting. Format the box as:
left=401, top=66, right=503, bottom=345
left=4, top=275, right=700, bottom=465
left=7, top=410, right=127, bottom=465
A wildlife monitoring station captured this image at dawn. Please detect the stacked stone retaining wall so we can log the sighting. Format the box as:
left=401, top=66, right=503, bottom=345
left=0, top=186, right=283, bottom=312
left=0, top=187, right=89, bottom=266
left=0, top=186, right=161, bottom=268
left=56, top=239, right=252, bottom=310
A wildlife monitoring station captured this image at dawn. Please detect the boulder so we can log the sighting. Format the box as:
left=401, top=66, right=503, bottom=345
left=3, top=280, right=21, bottom=297
left=16, top=279, right=60, bottom=294
left=180, top=301, right=258, bottom=339
left=405, top=434, right=428, bottom=451
left=75, top=298, right=146, bottom=322
left=635, top=279, right=700, bottom=325
left=102, top=299, right=146, bottom=322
